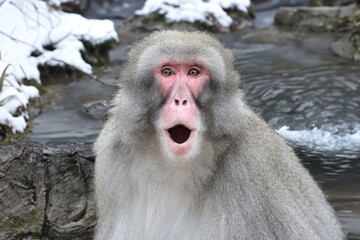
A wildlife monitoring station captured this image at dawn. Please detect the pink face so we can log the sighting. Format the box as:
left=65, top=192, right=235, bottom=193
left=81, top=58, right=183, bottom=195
left=155, top=62, right=209, bottom=158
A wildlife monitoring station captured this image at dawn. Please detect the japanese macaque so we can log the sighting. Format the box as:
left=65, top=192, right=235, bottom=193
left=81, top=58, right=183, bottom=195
left=93, top=31, right=344, bottom=240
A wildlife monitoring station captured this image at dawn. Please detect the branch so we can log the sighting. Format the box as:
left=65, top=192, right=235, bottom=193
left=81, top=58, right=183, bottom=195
left=0, top=64, right=12, bottom=92
left=9, top=1, right=47, bottom=29
left=0, top=30, right=39, bottom=52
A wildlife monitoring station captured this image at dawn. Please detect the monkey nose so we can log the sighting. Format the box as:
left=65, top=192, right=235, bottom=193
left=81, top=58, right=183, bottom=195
left=174, top=98, right=187, bottom=106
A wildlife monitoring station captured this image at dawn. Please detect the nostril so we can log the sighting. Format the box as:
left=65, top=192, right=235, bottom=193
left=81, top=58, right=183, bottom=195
left=182, top=100, right=187, bottom=106
left=175, top=99, right=179, bottom=106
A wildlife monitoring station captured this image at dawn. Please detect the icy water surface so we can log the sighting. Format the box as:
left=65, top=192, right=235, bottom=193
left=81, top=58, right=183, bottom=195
left=30, top=33, right=360, bottom=238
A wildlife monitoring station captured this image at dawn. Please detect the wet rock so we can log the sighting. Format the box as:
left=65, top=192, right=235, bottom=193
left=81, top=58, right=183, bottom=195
left=332, top=3, right=360, bottom=60
left=274, top=4, right=355, bottom=32
left=240, top=25, right=343, bottom=54
left=242, top=4, right=360, bottom=60
left=241, top=5, right=355, bottom=45
left=0, top=142, right=95, bottom=240
left=332, top=35, right=356, bottom=58
left=240, top=25, right=299, bottom=44
left=82, top=100, right=111, bottom=120
left=308, top=0, right=356, bottom=6
left=349, top=3, right=360, bottom=59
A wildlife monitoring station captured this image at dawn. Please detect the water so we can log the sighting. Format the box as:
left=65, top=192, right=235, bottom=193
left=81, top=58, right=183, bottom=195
left=30, top=67, right=118, bottom=143
left=229, top=40, right=360, bottom=239
left=29, top=13, right=360, bottom=240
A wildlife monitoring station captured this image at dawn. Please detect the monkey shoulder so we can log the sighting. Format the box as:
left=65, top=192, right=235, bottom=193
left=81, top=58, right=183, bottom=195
left=210, top=118, right=344, bottom=240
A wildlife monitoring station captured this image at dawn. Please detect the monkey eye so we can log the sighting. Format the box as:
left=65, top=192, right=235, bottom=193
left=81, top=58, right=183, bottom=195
left=161, top=68, right=173, bottom=77
left=188, top=68, right=200, bottom=77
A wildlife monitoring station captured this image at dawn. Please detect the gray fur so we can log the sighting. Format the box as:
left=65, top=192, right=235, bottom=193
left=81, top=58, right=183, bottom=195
left=94, top=30, right=344, bottom=240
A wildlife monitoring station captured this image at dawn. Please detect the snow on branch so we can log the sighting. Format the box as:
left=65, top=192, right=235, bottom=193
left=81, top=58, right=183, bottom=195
left=0, top=0, right=118, bottom=135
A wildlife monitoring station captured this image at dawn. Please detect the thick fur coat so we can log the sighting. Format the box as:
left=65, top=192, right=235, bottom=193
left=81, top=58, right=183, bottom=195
left=94, top=31, right=344, bottom=240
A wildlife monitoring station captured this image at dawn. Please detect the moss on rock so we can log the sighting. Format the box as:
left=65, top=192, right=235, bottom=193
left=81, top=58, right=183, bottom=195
left=81, top=39, right=117, bottom=67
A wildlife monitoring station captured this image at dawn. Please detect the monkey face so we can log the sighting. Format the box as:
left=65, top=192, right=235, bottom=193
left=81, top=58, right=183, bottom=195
left=154, top=62, right=209, bottom=161
left=115, top=31, right=241, bottom=166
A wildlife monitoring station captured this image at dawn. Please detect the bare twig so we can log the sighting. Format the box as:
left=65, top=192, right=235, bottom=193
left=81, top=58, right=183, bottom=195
left=18, top=64, right=27, bottom=81
left=87, top=73, right=117, bottom=88
left=0, top=95, right=21, bottom=107
left=0, top=30, right=39, bottom=51
left=49, top=31, right=72, bottom=46
left=0, top=64, right=12, bottom=92
left=11, top=0, right=65, bottom=46
left=9, top=1, right=47, bottom=28
left=0, top=0, right=6, bottom=8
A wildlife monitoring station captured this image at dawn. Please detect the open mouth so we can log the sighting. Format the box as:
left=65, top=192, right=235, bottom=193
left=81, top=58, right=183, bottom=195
left=168, top=124, right=191, bottom=144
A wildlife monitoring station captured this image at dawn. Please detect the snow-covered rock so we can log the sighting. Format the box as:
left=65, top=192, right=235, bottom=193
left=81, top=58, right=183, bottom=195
left=0, top=63, right=38, bottom=134
left=134, top=0, right=252, bottom=31
left=0, top=0, right=118, bottom=136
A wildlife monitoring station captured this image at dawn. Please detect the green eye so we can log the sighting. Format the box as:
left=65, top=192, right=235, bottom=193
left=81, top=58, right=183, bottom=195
left=162, top=68, right=173, bottom=76
left=188, top=68, right=200, bottom=76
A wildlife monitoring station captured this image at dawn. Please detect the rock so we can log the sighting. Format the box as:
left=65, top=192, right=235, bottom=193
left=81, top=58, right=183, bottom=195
left=81, top=39, right=118, bottom=67
left=350, top=3, right=360, bottom=59
left=38, top=39, right=117, bottom=85
left=0, top=124, right=10, bottom=140
left=274, top=5, right=355, bottom=32
left=45, top=143, right=95, bottom=239
left=308, top=0, right=356, bottom=7
left=240, top=25, right=343, bottom=54
left=240, top=25, right=299, bottom=44
left=0, top=142, right=95, bottom=240
left=332, top=3, right=360, bottom=60
left=52, top=0, right=90, bottom=14
left=82, top=100, right=111, bottom=120
left=117, top=7, right=254, bottom=34
left=332, top=35, right=356, bottom=58
left=0, top=144, right=46, bottom=239
left=242, top=4, right=360, bottom=61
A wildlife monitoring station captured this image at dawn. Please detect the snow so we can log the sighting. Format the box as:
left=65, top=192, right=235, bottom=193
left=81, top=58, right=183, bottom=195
left=135, top=0, right=251, bottom=28
left=0, top=108, right=27, bottom=133
left=50, top=0, right=74, bottom=6
left=0, top=0, right=118, bottom=134
left=0, top=0, right=118, bottom=82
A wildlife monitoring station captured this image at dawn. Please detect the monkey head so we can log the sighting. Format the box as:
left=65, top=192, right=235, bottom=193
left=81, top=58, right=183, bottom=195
left=114, top=31, right=242, bottom=167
